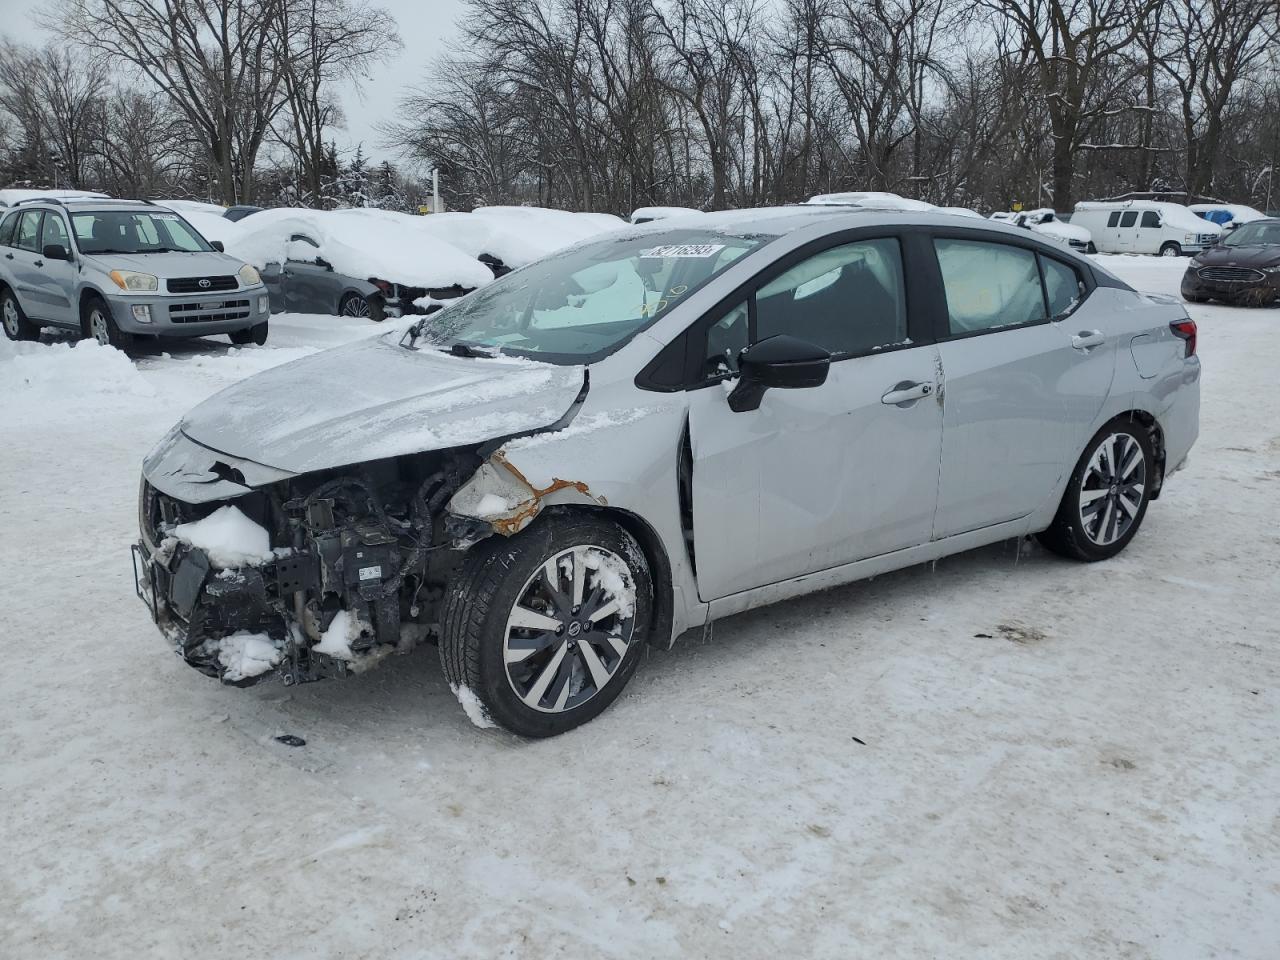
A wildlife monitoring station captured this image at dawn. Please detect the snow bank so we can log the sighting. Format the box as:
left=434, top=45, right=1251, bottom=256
left=155, top=199, right=227, bottom=217
left=171, top=505, right=273, bottom=568
left=422, top=206, right=625, bottom=268
left=179, top=210, right=246, bottom=248
left=0, top=339, right=155, bottom=400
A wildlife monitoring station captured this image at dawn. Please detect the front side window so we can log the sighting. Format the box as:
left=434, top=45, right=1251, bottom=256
left=1119, top=211, right=1138, bottom=228
left=754, top=238, right=907, bottom=356
left=15, top=211, right=43, bottom=252
left=934, top=238, right=1045, bottom=334
left=71, top=210, right=212, bottom=255
left=1141, top=211, right=1161, bottom=228
left=41, top=212, right=70, bottom=251
left=411, top=229, right=770, bottom=363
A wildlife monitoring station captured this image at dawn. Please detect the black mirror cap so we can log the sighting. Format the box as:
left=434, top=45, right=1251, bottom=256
left=210, top=240, right=225, bottom=252
left=42, top=243, right=70, bottom=261
left=728, top=334, right=831, bottom=412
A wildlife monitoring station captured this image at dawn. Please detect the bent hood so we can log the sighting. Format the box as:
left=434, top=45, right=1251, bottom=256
left=181, top=335, right=585, bottom=474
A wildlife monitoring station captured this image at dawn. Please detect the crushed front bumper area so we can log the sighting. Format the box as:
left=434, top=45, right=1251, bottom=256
left=132, top=537, right=355, bottom=686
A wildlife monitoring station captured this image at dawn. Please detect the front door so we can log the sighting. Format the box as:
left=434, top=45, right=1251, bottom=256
left=688, top=235, right=944, bottom=601
left=931, top=237, right=1115, bottom=538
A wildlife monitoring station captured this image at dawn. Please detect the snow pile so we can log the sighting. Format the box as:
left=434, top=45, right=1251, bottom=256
left=450, top=683, right=497, bottom=729
left=585, top=549, right=637, bottom=620
left=420, top=206, right=626, bottom=270
left=155, top=199, right=228, bottom=217
left=209, top=631, right=283, bottom=682
left=170, top=505, right=273, bottom=568
left=179, top=210, right=246, bottom=248
left=629, top=206, right=702, bottom=223
left=806, top=191, right=936, bottom=212
left=0, top=339, right=155, bottom=400
left=0, top=187, right=109, bottom=206
left=313, top=610, right=360, bottom=662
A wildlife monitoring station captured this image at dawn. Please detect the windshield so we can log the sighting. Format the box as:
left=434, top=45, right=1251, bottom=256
left=71, top=210, right=213, bottom=255
left=1223, top=221, right=1280, bottom=247
left=402, top=228, right=772, bottom=363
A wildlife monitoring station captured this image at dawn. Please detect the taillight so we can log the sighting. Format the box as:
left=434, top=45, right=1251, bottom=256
left=1170, top=319, right=1196, bottom=357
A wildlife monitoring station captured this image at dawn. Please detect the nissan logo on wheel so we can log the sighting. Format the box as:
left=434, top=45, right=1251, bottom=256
left=198, top=278, right=212, bottom=289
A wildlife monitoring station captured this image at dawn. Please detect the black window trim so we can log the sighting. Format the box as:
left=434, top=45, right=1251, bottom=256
left=39, top=208, right=72, bottom=255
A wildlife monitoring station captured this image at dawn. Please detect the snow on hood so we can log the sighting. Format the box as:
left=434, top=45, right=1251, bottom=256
left=415, top=206, right=625, bottom=269
left=1031, top=219, right=1091, bottom=243
left=178, top=210, right=247, bottom=248
left=630, top=206, right=703, bottom=222
left=805, top=192, right=936, bottom=211
left=226, top=207, right=496, bottom=290
left=179, top=335, right=585, bottom=474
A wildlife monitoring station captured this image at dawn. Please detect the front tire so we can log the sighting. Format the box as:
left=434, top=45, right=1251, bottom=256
left=1037, top=421, right=1155, bottom=562
left=82, top=296, right=133, bottom=349
left=440, top=513, right=653, bottom=737
left=229, top=321, right=268, bottom=345
left=2, top=288, right=38, bottom=341
left=1159, top=242, right=1182, bottom=258
left=1086, top=242, right=1097, bottom=255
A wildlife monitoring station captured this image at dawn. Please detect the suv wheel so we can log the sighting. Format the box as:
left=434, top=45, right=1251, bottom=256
left=82, top=296, right=133, bottom=349
left=440, top=513, right=653, bottom=737
left=1, top=288, right=38, bottom=341
left=1037, top=421, right=1155, bottom=562
left=229, top=321, right=269, bottom=346
left=1159, top=242, right=1182, bottom=257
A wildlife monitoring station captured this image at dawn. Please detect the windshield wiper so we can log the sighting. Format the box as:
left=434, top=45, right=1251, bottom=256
left=446, top=342, right=496, bottom=358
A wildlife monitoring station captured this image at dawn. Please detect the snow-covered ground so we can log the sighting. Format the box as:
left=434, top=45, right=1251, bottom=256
left=2, top=257, right=1278, bottom=959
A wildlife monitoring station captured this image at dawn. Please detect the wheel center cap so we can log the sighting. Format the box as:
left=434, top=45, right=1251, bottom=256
left=567, top=621, right=582, bottom=638
left=1109, top=484, right=1118, bottom=496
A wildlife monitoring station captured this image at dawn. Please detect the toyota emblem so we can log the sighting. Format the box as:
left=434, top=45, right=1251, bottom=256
left=198, top=278, right=211, bottom=289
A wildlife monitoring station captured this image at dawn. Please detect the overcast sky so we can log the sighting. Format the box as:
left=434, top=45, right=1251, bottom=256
left=2, top=0, right=467, bottom=165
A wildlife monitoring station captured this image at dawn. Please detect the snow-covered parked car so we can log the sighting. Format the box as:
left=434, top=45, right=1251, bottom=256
left=1006, top=208, right=1094, bottom=253
left=1188, top=203, right=1266, bottom=232
left=630, top=206, right=702, bottom=224
left=132, top=206, right=1201, bottom=736
left=1072, top=201, right=1221, bottom=256
left=222, top=206, right=624, bottom=320
left=1, top=197, right=270, bottom=347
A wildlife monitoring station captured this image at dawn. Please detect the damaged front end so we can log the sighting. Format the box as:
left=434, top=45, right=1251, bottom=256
left=133, top=447, right=479, bottom=687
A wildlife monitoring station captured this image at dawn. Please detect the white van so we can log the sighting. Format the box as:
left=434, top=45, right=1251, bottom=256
left=1072, top=201, right=1221, bottom=256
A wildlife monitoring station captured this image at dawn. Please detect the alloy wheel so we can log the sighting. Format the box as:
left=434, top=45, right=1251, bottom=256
left=2, top=298, right=17, bottom=337
left=1078, top=432, right=1147, bottom=546
left=90, top=309, right=110, bottom=345
left=503, top=545, right=636, bottom=713
left=341, top=295, right=370, bottom=318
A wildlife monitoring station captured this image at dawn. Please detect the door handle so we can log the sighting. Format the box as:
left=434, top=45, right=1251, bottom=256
left=4, top=253, right=12, bottom=259
left=881, top=381, right=933, bottom=406
left=1071, top=330, right=1105, bottom=350
left=33, top=260, right=43, bottom=268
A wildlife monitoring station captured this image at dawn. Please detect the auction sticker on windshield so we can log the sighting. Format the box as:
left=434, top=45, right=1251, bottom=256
left=639, top=244, right=726, bottom=258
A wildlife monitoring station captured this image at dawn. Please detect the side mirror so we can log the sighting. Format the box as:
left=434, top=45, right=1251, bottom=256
left=727, top=334, right=831, bottom=413
left=42, top=243, right=70, bottom=261
left=210, top=240, right=225, bottom=252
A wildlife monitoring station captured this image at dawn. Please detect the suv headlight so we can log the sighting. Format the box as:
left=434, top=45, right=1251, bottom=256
left=108, top=270, right=158, bottom=292
left=238, top=264, right=262, bottom=286
left=1262, top=265, right=1280, bottom=274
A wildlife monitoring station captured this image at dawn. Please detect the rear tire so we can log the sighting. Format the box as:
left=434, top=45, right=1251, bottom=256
left=229, top=321, right=268, bottom=345
left=1, top=288, right=38, bottom=341
left=82, top=295, right=133, bottom=349
left=440, top=513, right=653, bottom=737
left=1037, top=421, right=1155, bottom=562
left=1159, top=242, right=1182, bottom=257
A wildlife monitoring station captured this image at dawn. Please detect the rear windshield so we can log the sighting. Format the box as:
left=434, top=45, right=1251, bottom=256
left=405, top=228, right=774, bottom=363
left=72, top=210, right=212, bottom=255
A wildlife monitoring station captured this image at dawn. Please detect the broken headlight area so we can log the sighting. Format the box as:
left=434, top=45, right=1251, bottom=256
left=134, top=453, right=476, bottom=687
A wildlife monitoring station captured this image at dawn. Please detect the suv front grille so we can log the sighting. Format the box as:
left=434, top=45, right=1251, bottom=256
left=167, top=275, right=237, bottom=293
left=169, top=299, right=251, bottom=323
left=1198, top=266, right=1264, bottom=283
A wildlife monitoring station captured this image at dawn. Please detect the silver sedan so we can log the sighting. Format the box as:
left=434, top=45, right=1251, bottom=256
left=134, top=207, right=1200, bottom=736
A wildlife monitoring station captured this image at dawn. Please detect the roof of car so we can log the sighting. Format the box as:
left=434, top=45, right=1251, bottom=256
left=632, top=204, right=1048, bottom=239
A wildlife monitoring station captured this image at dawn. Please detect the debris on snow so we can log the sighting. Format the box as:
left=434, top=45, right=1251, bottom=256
left=171, top=505, right=273, bottom=568
left=450, top=684, right=497, bottom=729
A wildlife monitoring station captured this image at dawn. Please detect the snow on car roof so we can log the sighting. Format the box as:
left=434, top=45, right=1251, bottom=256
left=0, top=188, right=111, bottom=206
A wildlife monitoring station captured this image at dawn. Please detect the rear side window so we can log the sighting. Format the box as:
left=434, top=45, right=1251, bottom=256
left=1107, top=212, right=1121, bottom=227
left=754, top=238, right=907, bottom=356
left=1119, top=211, right=1138, bottom=228
left=15, top=211, right=43, bottom=252
left=41, top=213, right=70, bottom=251
left=934, top=239, right=1045, bottom=334
left=1141, top=211, right=1160, bottom=228
left=1041, top=257, right=1084, bottom=317
left=0, top=211, right=17, bottom=246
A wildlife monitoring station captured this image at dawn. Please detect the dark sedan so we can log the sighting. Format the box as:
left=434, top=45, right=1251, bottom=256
left=1181, top=219, right=1280, bottom=306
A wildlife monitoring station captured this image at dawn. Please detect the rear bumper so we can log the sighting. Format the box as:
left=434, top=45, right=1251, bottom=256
left=111, top=286, right=271, bottom=335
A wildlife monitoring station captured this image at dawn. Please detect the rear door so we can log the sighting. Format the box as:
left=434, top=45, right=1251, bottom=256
left=6, top=210, right=47, bottom=318
left=1116, top=210, right=1139, bottom=252
left=930, top=235, right=1115, bottom=539
left=32, top=210, right=76, bottom=326
left=688, top=232, right=944, bottom=600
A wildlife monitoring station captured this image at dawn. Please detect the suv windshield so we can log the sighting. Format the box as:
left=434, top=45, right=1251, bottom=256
left=402, top=228, right=773, bottom=363
left=1223, top=221, right=1280, bottom=247
left=71, top=210, right=213, bottom=255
